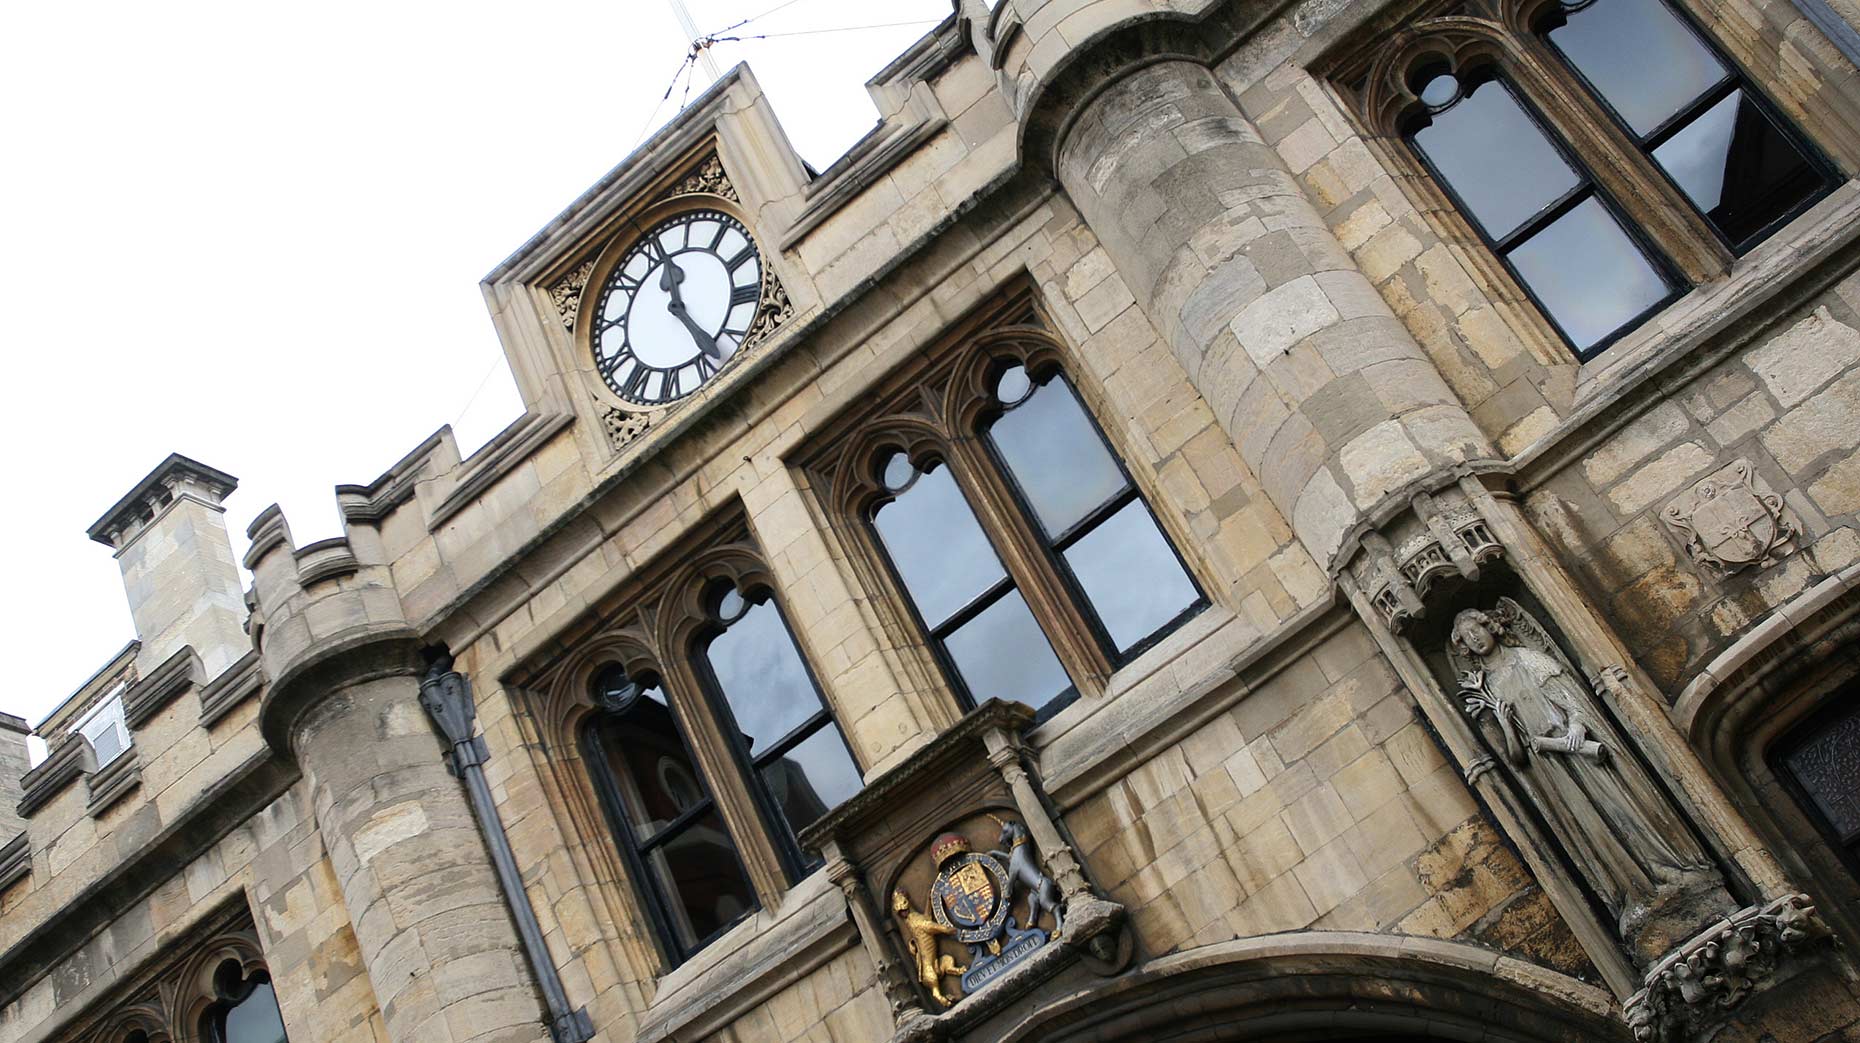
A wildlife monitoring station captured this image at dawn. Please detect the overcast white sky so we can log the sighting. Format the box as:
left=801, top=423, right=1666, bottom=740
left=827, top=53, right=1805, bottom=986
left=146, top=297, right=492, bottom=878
left=0, top=0, right=950, bottom=736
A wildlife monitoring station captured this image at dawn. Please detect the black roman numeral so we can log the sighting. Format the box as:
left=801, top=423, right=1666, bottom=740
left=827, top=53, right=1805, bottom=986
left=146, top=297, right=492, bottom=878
left=725, top=246, right=755, bottom=271
left=730, top=284, right=760, bottom=308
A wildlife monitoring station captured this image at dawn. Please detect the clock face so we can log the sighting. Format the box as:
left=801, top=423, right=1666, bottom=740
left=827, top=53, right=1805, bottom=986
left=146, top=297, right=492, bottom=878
left=591, top=209, right=762, bottom=406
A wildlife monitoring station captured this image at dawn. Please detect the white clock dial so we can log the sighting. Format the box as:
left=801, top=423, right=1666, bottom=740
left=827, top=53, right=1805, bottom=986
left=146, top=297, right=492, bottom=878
left=592, top=209, right=762, bottom=406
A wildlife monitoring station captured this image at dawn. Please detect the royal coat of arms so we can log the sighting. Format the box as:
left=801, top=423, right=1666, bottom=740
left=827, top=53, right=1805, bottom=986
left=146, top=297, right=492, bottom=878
left=892, top=821, right=1062, bottom=1007
left=1662, top=461, right=1799, bottom=575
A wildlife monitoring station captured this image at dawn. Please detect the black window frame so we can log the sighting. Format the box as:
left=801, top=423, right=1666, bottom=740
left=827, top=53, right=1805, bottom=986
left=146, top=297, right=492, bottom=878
left=581, top=666, right=761, bottom=968
left=1535, top=0, right=1839, bottom=255
left=199, top=961, right=289, bottom=1043
left=689, top=585, right=864, bottom=882
left=1402, top=64, right=1688, bottom=360
left=977, top=366, right=1210, bottom=674
left=866, top=454, right=1083, bottom=721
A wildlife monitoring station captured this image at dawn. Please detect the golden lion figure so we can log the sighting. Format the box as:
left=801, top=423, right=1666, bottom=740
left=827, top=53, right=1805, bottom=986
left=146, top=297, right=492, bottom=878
left=892, top=889, right=966, bottom=1007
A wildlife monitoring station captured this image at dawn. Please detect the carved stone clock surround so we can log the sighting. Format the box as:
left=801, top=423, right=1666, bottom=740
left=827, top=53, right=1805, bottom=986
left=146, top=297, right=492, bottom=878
left=545, top=147, right=796, bottom=453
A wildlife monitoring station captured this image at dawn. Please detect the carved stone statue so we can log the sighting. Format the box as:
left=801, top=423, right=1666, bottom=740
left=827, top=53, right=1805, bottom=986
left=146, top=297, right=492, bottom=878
left=1449, top=599, right=1731, bottom=958
left=893, top=889, right=965, bottom=1007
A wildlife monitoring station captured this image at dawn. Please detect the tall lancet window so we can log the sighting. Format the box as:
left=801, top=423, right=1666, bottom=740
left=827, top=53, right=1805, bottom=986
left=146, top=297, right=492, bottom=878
left=695, top=583, right=864, bottom=874
left=1405, top=67, right=1680, bottom=356
left=584, top=667, right=759, bottom=962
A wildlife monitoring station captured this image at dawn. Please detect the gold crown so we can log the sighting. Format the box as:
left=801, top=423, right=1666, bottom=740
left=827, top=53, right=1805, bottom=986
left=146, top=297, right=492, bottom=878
left=931, top=832, right=971, bottom=865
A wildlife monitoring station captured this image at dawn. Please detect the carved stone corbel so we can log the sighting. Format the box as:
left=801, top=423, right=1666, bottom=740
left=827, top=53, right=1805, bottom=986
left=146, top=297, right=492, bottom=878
left=1623, top=893, right=1833, bottom=1042
left=1349, top=485, right=1505, bottom=631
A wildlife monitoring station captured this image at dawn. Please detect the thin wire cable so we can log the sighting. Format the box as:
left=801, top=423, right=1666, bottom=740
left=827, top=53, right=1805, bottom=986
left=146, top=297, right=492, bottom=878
left=454, top=354, right=504, bottom=430
left=711, top=0, right=812, bottom=36
left=630, top=53, right=698, bottom=148
left=713, top=18, right=941, bottom=42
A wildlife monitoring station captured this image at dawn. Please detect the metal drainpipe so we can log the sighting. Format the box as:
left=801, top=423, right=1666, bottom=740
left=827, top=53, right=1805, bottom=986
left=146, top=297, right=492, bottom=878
left=419, top=652, right=596, bottom=1043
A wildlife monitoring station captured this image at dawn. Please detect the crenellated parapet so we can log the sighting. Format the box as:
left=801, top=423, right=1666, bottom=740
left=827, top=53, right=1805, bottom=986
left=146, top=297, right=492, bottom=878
left=241, top=503, right=415, bottom=753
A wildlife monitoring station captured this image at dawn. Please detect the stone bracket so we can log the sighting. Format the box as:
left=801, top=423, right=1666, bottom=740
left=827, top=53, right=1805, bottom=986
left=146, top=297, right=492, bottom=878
left=1623, top=893, right=1832, bottom=1042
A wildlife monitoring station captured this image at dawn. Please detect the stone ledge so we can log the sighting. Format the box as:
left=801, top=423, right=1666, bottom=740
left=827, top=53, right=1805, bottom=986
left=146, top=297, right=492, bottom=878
left=17, top=737, right=92, bottom=819
left=428, top=410, right=575, bottom=529
left=1038, top=598, right=1350, bottom=809
left=635, top=870, right=856, bottom=1043
left=121, top=646, right=202, bottom=729
left=198, top=650, right=263, bottom=728
left=84, top=749, right=140, bottom=817
left=0, top=832, right=28, bottom=893
left=0, top=749, right=299, bottom=1010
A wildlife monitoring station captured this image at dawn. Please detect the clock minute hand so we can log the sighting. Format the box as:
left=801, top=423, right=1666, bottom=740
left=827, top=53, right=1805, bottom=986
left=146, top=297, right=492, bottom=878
left=658, top=256, right=723, bottom=361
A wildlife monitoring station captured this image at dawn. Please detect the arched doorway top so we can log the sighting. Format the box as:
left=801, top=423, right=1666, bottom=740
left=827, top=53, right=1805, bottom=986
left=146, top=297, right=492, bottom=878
left=995, top=932, right=1625, bottom=1043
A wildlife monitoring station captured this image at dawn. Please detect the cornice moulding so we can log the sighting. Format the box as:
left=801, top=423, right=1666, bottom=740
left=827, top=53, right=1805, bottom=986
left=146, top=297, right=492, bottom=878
left=0, top=832, right=27, bottom=892
left=17, top=736, right=92, bottom=819
left=121, top=646, right=203, bottom=729
left=86, top=453, right=238, bottom=547
left=85, top=750, right=141, bottom=817
left=199, top=651, right=264, bottom=728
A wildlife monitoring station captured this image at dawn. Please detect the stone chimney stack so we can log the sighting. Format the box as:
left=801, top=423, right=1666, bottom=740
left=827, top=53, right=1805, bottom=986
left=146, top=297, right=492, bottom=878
left=0, top=712, right=27, bottom=840
left=87, top=455, right=249, bottom=681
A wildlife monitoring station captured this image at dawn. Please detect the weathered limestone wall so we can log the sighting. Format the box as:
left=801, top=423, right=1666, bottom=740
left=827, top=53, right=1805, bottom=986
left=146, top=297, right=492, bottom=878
left=1524, top=272, right=1860, bottom=692
left=1055, top=60, right=1494, bottom=567
left=1063, top=620, right=1592, bottom=976
left=0, top=715, right=26, bottom=844
left=0, top=780, right=385, bottom=1043
left=294, top=671, right=548, bottom=1043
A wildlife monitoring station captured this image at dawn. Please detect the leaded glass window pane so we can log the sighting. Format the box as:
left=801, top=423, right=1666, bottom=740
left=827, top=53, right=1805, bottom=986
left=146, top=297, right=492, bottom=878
left=1406, top=73, right=1677, bottom=355
left=697, top=594, right=862, bottom=865
left=983, top=368, right=1204, bottom=662
left=1542, top=0, right=1832, bottom=250
left=1410, top=78, right=1582, bottom=240
left=942, top=589, right=1074, bottom=708
left=872, top=462, right=1008, bottom=628
left=1782, top=703, right=1860, bottom=844
left=585, top=671, right=758, bottom=961
left=1061, top=499, right=1202, bottom=653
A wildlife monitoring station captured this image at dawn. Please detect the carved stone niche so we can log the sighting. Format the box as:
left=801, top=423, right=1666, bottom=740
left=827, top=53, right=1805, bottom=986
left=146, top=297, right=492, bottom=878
left=798, top=701, right=1132, bottom=1043
left=1345, top=485, right=1505, bottom=633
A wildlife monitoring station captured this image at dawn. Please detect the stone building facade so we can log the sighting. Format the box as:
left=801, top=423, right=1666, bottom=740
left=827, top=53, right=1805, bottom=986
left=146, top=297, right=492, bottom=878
left=5, top=0, right=1860, bottom=1039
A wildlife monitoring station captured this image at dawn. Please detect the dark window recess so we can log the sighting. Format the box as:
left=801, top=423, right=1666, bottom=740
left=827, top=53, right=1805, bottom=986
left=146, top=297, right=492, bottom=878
left=1776, top=696, right=1860, bottom=874
left=872, top=458, right=1074, bottom=714
left=1542, top=0, right=1834, bottom=250
left=983, top=367, right=1205, bottom=659
left=1407, top=71, right=1679, bottom=356
left=698, top=590, right=863, bottom=873
left=584, top=669, right=758, bottom=964
left=201, top=962, right=289, bottom=1043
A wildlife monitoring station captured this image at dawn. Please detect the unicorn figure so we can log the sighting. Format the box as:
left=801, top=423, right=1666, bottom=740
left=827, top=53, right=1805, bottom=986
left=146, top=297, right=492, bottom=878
left=988, top=818, right=1064, bottom=939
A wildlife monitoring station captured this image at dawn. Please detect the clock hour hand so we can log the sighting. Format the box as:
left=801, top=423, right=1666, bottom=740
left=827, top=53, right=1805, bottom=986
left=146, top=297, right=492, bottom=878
left=658, top=256, right=723, bottom=361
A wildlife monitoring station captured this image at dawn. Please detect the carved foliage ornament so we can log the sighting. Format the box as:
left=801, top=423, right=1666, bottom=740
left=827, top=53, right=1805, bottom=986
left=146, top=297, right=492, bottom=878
left=1624, top=894, right=1831, bottom=1043
left=1662, top=461, right=1800, bottom=575
left=547, top=151, right=750, bottom=331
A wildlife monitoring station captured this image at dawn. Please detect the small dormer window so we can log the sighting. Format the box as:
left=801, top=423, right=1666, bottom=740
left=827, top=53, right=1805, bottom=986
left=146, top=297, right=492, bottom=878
left=74, top=685, right=131, bottom=768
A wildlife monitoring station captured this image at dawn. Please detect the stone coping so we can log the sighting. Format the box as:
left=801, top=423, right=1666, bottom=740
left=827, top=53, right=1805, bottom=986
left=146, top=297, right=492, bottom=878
left=85, top=453, right=237, bottom=547
left=634, top=868, right=856, bottom=1043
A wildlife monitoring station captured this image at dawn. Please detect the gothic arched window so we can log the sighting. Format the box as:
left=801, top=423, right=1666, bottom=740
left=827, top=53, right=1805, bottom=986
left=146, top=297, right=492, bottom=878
left=583, top=667, right=759, bottom=962
left=198, top=960, right=288, bottom=1043
left=693, top=583, right=863, bottom=872
left=806, top=302, right=1207, bottom=724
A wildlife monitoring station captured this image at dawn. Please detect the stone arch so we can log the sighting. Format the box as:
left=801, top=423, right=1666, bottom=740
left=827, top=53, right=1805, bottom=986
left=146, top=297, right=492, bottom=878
left=995, top=934, right=1627, bottom=1043
left=1673, top=561, right=1860, bottom=946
